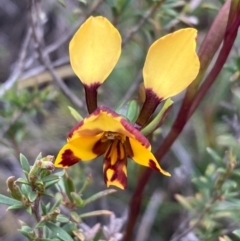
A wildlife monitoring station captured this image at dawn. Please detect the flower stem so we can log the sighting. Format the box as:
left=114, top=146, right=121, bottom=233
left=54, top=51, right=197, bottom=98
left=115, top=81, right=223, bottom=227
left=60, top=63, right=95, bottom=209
left=124, top=1, right=240, bottom=240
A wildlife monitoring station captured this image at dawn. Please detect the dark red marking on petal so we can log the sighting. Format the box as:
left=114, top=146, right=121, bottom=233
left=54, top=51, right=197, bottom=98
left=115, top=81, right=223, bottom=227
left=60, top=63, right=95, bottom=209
left=92, top=136, right=109, bottom=156
left=103, top=140, right=128, bottom=189
left=59, top=149, right=79, bottom=167
left=111, top=168, right=127, bottom=187
left=125, top=137, right=134, bottom=157
left=99, top=105, right=120, bottom=118
left=135, top=88, right=163, bottom=129
left=84, top=83, right=101, bottom=114
left=121, top=119, right=150, bottom=148
left=148, top=159, right=160, bottom=172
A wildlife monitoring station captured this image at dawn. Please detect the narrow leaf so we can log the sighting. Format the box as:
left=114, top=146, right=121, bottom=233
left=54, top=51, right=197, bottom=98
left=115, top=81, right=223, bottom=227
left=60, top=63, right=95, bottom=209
left=0, top=194, right=22, bottom=206
left=68, top=106, right=83, bottom=121
left=57, top=0, right=66, bottom=7
left=83, top=189, right=117, bottom=206
left=233, top=229, right=240, bottom=237
left=79, top=210, right=113, bottom=218
left=28, top=191, right=38, bottom=202
left=46, top=222, right=74, bottom=241
left=141, top=98, right=173, bottom=136
left=7, top=203, right=24, bottom=210
left=16, top=178, right=29, bottom=185
left=20, top=154, right=30, bottom=174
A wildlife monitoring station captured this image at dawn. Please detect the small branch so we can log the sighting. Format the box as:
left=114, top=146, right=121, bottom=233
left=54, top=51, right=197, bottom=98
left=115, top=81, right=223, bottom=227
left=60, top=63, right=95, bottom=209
left=169, top=209, right=208, bottom=241
left=32, top=195, right=43, bottom=238
left=19, top=56, right=70, bottom=85
left=30, top=0, right=83, bottom=109
left=45, top=0, right=105, bottom=55
left=135, top=191, right=164, bottom=241
left=0, top=28, right=32, bottom=97
left=118, top=71, right=142, bottom=106
left=188, top=14, right=240, bottom=118
left=122, top=0, right=165, bottom=47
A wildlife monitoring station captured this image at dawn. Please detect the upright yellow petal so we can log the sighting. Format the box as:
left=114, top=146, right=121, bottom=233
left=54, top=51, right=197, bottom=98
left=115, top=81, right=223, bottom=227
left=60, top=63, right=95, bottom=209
left=128, top=138, right=170, bottom=176
left=143, top=28, right=200, bottom=99
left=69, top=16, right=121, bottom=85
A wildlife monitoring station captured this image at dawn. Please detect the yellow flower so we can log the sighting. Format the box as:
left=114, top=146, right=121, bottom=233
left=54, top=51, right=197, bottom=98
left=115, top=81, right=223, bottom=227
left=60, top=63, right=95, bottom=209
left=55, top=106, right=170, bottom=189
left=69, top=16, right=199, bottom=100
left=55, top=16, right=200, bottom=189
left=69, top=16, right=121, bottom=86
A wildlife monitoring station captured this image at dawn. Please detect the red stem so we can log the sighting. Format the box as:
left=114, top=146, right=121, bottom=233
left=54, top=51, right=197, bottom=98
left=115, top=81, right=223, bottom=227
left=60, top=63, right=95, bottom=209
left=123, top=4, right=240, bottom=241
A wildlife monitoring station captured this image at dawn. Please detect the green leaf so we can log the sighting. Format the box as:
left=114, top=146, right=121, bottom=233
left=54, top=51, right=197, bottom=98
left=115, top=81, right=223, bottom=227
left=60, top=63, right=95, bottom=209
left=18, top=229, right=31, bottom=239
left=0, top=194, right=22, bottom=206
left=28, top=190, right=38, bottom=202
left=175, top=194, right=193, bottom=211
left=20, top=153, right=30, bottom=174
left=233, top=229, right=240, bottom=237
left=57, top=0, right=66, bottom=7
left=62, top=222, right=77, bottom=234
left=42, top=192, right=54, bottom=198
left=206, top=147, right=222, bottom=163
left=57, top=215, right=69, bottom=223
left=45, top=179, right=61, bottom=189
left=70, top=212, right=80, bottom=223
left=71, top=192, right=84, bottom=207
left=63, top=174, right=75, bottom=202
left=79, top=210, right=113, bottom=218
left=49, top=198, right=62, bottom=213
left=21, top=184, right=32, bottom=197
left=77, top=0, right=87, bottom=4
left=46, top=222, right=74, bottom=241
left=116, top=100, right=140, bottom=123
left=35, top=220, right=46, bottom=228
left=16, top=177, right=29, bottom=185
left=36, top=152, right=42, bottom=161
left=42, top=171, right=64, bottom=183
left=222, top=180, right=237, bottom=191
left=42, top=175, right=61, bottom=184
left=83, top=189, right=117, bottom=206
left=141, top=98, right=173, bottom=136
left=26, top=206, right=32, bottom=214
left=7, top=203, right=24, bottom=210
left=41, top=201, right=47, bottom=215
left=68, top=106, right=83, bottom=122
left=40, top=239, right=61, bottom=241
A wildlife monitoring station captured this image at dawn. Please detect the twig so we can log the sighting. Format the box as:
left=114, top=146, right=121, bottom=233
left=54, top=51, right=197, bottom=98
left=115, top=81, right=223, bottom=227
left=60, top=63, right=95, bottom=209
left=30, top=0, right=83, bottom=109
left=169, top=209, right=209, bottom=241
left=19, top=56, right=70, bottom=83
left=187, top=13, right=240, bottom=118
left=122, top=0, right=165, bottom=47
left=0, top=28, right=32, bottom=97
left=32, top=195, right=43, bottom=238
left=135, top=191, right=164, bottom=241
left=118, top=71, right=142, bottom=106
left=45, top=0, right=105, bottom=55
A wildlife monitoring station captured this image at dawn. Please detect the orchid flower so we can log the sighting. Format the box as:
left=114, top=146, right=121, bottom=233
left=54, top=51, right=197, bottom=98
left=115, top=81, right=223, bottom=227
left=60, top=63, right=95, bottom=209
left=55, top=16, right=200, bottom=189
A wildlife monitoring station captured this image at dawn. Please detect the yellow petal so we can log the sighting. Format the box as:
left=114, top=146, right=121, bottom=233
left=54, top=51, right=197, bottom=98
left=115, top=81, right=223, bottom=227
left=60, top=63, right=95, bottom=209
left=143, top=28, right=200, bottom=99
left=128, top=138, right=170, bottom=176
left=69, top=16, right=121, bottom=85
left=103, top=139, right=127, bottom=189
left=68, top=106, right=150, bottom=149
left=55, top=134, right=103, bottom=168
